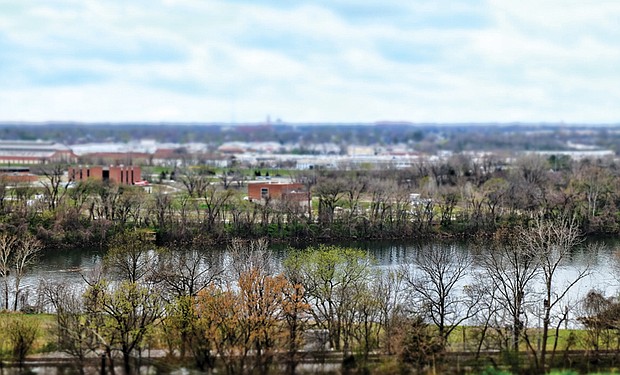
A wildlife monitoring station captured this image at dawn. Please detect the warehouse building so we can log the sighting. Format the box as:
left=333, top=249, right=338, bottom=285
left=0, top=141, right=77, bottom=165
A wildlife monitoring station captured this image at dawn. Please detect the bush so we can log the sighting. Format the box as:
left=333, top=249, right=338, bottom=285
left=398, top=316, right=444, bottom=371
left=4, top=317, right=39, bottom=365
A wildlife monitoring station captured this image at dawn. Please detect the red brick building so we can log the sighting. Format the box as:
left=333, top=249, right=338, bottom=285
left=68, top=165, right=142, bottom=185
left=0, top=172, right=38, bottom=184
left=247, top=182, right=309, bottom=204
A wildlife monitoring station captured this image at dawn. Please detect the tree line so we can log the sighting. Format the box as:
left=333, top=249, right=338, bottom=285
left=2, top=215, right=620, bottom=374
left=0, top=154, right=619, bottom=253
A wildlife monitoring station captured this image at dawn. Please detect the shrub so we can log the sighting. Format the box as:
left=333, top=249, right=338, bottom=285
left=4, top=317, right=39, bottom=365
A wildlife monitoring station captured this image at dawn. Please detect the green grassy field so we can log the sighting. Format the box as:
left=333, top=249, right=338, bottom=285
left=0, top=313, right=56, bottom=358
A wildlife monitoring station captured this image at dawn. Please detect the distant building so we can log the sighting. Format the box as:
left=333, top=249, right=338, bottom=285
left=79, top=152, right=151, bottom=166
left=68, top=165, right=142, bottom=185
left=247, top=182, right=309, bottom=204
left=0, top=167, right=38, bottom=184
left=529, top=149, right=615, bottom=161
left=0, top=141, right=77, bottom=165
left=152, top=148, right=183, bottom=166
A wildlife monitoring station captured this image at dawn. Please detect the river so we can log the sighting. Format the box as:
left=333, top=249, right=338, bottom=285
left=21, top=239, right=620, bottom=318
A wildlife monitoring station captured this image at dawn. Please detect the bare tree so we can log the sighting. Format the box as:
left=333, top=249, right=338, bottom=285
left=342, top=174, right=367, bottom=222
left=374, top=269, right=406, bottom=354
left=227, top=237, right=272, bottom=280
left=509, top=154, right=550, bottom=213
left=0, top=232, right=18, bottom=310
left=92, top=181, right=121, bottom=221
left=44, top=281, right=95, bottom=375
left=521, top=214, right=588, bottom=371
left=368, top=179, right=395, bottom=228
left=292, top=170, right=317, bottom=221
left=115, top=186, right=146, bottom=227
left=219, top=169, right=244, bottom=190
left=314, top=176, right=347, bottom=225
left=39, top=163, right=71, bottom=211
left=0, top=177, right=8, bottom=212
left=12, top=234, right=42, bottom=311
left=178, top=167, right=211, bottom=197
left=480, top=230, right=541, bottom=353
left=402, top=243, right=479, bottom=346
left=202, top=186, right=234, bottom=232
left=154, top=248, right=222, bottom=300
left=152, top=190, right=174, bottom=231
left=103, top=229, right=159, bottom=283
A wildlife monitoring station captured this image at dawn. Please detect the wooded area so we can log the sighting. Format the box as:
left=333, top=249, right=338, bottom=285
left=1, top=154, right=620, bottom=373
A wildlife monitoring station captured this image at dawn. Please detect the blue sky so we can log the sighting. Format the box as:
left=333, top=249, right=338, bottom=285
left=1, top=0, right=619, bottom=123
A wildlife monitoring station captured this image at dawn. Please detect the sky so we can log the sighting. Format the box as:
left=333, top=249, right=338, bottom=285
left=1, top=0, right=619, bottom=124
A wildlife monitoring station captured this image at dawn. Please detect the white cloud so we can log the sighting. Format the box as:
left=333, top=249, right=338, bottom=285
left=0, top=0, right=619, bottom=123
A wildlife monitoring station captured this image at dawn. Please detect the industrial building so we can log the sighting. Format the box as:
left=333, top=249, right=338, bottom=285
left=68, top=165, right=142, bottom=185
left=0, top=141, right=77, bottom=165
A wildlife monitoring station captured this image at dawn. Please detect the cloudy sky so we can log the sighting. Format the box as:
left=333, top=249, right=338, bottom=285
left=1, top=0, right=619, bottom=123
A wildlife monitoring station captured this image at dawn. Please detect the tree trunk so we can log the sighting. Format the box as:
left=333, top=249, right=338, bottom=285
left=122, top=350, right=132, bottom=375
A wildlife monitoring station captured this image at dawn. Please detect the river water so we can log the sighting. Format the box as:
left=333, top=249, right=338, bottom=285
left=22, top=239, right=620, bottom=318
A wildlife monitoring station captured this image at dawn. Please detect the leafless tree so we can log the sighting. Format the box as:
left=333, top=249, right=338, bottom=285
left=521, top=214, right=588, bottom=371
left=219, top=169, right=243, bottom=190
left=6, top=233, right=42, bottom=311
left=115, top=186, right=146, bottom=227
left=202, top=186, right=234, bottom=231
left=481, top=177, right=509, bottom=226
left=578, top=289, right=620, bottom=352
left=402, top=244, right=479, bottom=346
left=44, top=281, right=95, bottom=375
left=342, top=174, right=367, bottom=221
left=152, top=189, right=174, bottom=231
left=227, top=237, right=272, bottom=280
left=373, top=269, right=406, bottom=355
left=509, top=154, right=550, bottom=213
left=103, top=229, right=160, bottom=283
left=92, top=182, right=121, bottom=221
left=154, top=246, right=222, bottom=300
left=368, top=179, right=395, bottom=227
left=39, top=163, right=71, bottom=211
left=0, top=232, right=18, bottom=310
left=479, top=230, right=540, bottom=353
left=292, top=170, right=317, bottom=221
left=178, top=167, right=211, bottom=197
left=314, top=176, right=347, bottom=225
left=0, top=177, right=8, bottom=212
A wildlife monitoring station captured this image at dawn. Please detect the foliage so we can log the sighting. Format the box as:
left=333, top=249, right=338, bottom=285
left=84, top=280, right=163, bottom=375
left=284, top=244, right=374, bottom=354
left=397, top=315, right=444, bottom=371
left=2, top=316, right=40, bottom=365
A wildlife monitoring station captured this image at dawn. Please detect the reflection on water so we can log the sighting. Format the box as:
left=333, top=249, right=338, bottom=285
left=22, top=239, right=620, bottom=305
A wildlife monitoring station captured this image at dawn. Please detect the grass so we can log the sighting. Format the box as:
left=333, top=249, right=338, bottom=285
left=2, top=311, right=620, bottom=375
left=0, top=313, right=57, bottom=357
left=447, top=325, right=592, bottom=352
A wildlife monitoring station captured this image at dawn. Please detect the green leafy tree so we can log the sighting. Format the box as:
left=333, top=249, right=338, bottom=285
left=284, top=245, right=373, bottom=354
left=84, top=280, right=163, bottom=375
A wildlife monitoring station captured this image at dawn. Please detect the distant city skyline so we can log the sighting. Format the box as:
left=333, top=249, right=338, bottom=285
left=1, top=1, right=619, bottom=123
